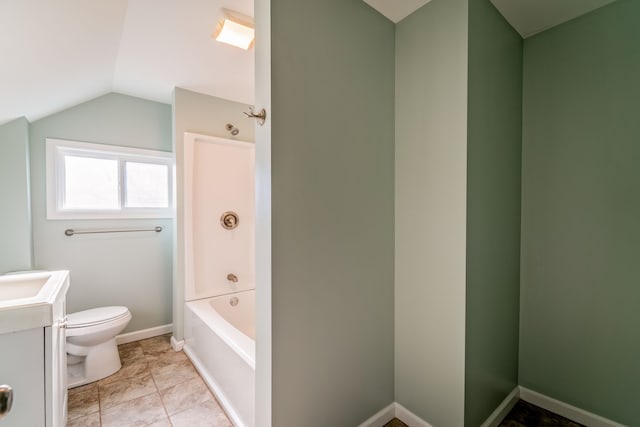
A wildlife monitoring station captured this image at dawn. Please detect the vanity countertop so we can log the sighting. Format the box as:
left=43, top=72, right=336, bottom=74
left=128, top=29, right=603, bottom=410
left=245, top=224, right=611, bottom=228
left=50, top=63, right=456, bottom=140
left=0, top=270, right=69, bottom=334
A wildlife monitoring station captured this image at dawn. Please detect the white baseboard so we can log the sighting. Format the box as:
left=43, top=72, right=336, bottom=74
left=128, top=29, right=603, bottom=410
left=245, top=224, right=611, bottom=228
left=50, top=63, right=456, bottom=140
left=358, top=403, right=395, bottom=427
left=170, top=335, right=185, bottom=351
left=395, top=403, right=433, bottom=427
left=359, top=402, right=433, bottom=427
left=480, top=387, right=520, bottom=427
left=519, top=387, right=626, bottom=427
left=116, top=323, right=173, bottom=345
left=359, top=387, right=627, bottom=427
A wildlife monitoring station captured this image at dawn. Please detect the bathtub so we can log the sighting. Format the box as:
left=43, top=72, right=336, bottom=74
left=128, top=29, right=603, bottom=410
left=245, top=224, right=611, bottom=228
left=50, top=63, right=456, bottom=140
left=183, top=289, right=255, bottom=427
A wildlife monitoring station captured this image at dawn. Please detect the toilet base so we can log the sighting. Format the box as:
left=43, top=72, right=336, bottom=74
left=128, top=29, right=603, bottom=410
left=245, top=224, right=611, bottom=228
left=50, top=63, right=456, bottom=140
left=67, top=337, right=122, bottom=388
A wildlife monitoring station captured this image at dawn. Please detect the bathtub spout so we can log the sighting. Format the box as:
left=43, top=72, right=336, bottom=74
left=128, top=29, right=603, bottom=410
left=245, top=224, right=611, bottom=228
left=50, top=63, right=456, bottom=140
left=227, top=273, right=238, bottom=283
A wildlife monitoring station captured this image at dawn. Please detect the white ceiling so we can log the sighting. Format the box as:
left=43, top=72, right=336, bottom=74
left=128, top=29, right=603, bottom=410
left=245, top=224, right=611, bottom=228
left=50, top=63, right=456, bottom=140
left=0, top=0, right=619, bottom=125
left=362, top=0, right=433, bottom=23
left=0, top=0, right=254, bottom=125
left=363, top=0, right=619, bottom=37
left=489, top=0, right=619, bottom=38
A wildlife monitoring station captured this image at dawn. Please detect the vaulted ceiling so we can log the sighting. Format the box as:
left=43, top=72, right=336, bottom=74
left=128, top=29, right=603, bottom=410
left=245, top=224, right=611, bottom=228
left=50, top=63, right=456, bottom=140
left=0, top=0, right=254, bottom=125
left=363, top=0, right=618, bottom=35
left=0, top=0, right=619, bottom=125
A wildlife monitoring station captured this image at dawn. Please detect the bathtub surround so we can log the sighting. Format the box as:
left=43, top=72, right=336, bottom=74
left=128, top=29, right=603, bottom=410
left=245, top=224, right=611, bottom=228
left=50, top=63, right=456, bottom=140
left=178, top=130, right=256, bottom=426
left=520, top=0, right=640, bottom=425
left=183, top=133, right=255, bottom=301
left=28, top=93, right=173, bottom=333
left=172, top=88, right=254, bottom=342
left=0, top=117, right=32, bottom=273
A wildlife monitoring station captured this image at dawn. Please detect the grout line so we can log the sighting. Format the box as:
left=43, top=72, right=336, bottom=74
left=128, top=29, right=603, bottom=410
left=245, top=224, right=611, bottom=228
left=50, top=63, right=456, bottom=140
left=147, top=352, right=173, bottom=426
left=97, top=382, right=103, bottom=427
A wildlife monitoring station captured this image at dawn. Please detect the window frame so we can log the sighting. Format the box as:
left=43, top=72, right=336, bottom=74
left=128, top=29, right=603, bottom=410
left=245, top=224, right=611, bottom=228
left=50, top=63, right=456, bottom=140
left=46, top=138, right=174, bottom=220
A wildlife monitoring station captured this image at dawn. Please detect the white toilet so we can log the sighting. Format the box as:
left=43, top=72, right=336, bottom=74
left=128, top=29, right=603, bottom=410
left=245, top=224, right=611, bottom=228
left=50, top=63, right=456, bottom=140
left=66, top=306, right=132, bottom=388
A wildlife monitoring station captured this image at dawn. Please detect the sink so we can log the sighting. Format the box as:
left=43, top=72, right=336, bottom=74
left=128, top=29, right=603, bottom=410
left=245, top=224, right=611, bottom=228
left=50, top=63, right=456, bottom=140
left=0, top=271, right=69, bottom=334
left=0, top=274, right=50, bottom=301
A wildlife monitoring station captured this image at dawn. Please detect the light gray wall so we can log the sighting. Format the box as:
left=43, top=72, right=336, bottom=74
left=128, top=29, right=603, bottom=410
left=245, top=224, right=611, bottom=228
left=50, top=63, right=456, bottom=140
left=254, top=0, right=272, bottom=421
left=520, top=0, right=640, bottom=424
left=0, top=117, right=32, bottom=274
left=395, top=0, right=469, bottom=425
left=464, top=1, right=522, bottom=425
left=29, top=93, right=172, bottom=333
left=269, top=0, right=395, bottom=424
left=172, top=87, right=253, bottom=340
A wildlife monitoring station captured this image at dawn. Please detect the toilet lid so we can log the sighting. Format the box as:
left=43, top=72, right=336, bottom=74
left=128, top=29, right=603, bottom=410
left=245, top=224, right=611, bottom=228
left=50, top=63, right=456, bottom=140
left=67, top=306, right=130, bottom=328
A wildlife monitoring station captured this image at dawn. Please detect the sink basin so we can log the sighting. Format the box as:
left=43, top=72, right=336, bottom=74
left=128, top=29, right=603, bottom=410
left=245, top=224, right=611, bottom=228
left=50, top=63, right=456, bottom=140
left=0, top=274, right=50, bottom=301
left=0, top=271, right=69, bottom=334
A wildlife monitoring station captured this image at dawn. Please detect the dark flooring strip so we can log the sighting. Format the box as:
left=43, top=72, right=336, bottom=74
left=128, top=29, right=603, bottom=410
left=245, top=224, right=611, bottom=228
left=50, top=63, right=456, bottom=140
left=382, top=399, right=584, bottom=427
left=499, top=400, right=585, bottom=427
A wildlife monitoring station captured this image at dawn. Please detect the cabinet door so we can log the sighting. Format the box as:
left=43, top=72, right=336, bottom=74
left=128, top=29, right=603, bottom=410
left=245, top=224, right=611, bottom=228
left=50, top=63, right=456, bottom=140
left=0, top=328, right=45, bottom=427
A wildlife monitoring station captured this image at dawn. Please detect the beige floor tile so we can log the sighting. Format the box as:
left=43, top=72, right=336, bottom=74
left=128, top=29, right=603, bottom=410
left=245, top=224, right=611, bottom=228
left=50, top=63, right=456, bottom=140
left=67, top=336, right=232, bottom=426
left=159, top=376, right=213, bottom=415
left=146, top=418, right=173, bottom=426
left=67, top=411, right=101, bottom=427
left=146, top=348, right=188, bottom=368
left=118, top=341, right=145, bottom=364
left=68, top=381, right=98, bottom=398
left=170, top=400, right=232, bottom=427
left=151, top=358, right=200, bottom=390
left=101, top=392, right=168, bottom=427
left=99, top=358, right=150, bottom=386
left=139, top=334, right=172, bottom=357
left=99, top=372, right=157, bottom=410
left=67, top=387, right=100, bottom=420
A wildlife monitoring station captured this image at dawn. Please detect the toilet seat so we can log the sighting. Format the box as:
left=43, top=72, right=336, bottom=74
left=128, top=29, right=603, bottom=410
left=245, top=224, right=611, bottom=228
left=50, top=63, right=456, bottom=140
left=67, top=306, right=130, bottom=329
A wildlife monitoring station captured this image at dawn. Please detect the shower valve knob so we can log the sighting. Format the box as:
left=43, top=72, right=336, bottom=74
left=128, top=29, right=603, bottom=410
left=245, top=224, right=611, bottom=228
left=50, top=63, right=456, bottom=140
left=0, top=385, right=13, bottom=419
left=221, top=212, right=239, bottom=230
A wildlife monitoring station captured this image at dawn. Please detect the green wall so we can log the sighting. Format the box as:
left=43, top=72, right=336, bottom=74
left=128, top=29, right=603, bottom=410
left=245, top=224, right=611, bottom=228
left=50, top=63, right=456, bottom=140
left=172, top=88, right=253, bottom=340
left=269, top=0, right=395, bottom=424
left=29, top=93, right=173, bottom=333
left=520, top=0, right=640, bottom=424
left=0, top=117, right=32, bottom=273
left=395, top=0, right=469, bottom=425
left=464, top=0, right=522, bottom=425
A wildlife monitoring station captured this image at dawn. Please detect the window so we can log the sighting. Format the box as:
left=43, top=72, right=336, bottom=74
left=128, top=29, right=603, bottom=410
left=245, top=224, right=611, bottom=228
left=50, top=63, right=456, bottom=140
left=46, top=138, right=174, bottom=219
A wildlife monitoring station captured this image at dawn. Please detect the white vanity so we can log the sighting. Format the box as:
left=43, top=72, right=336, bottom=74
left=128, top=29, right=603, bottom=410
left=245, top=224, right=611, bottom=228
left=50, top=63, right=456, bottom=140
left=0, top=270, right=69, bottom=427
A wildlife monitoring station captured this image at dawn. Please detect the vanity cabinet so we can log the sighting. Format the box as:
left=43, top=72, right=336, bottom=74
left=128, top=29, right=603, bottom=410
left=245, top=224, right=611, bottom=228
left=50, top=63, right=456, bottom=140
left=0, top=271, right=68, bottom=427
left=0, top=328, right=46, bottom=426
left=0, top=321, right=67, bottom=427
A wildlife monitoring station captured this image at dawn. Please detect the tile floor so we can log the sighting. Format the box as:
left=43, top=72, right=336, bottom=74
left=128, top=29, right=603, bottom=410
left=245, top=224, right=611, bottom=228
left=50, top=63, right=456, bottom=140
left=67, top=334, right=232, bottom=427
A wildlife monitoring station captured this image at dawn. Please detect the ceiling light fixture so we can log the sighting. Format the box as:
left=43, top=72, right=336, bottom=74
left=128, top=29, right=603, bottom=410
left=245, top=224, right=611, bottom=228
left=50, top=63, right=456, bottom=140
left=214, top=10, right=255, bottom=50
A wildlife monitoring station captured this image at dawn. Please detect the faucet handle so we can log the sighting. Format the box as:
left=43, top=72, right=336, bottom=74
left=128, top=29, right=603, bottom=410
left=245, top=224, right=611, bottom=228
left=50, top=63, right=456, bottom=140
left=0, top=384, right=13, bottom=419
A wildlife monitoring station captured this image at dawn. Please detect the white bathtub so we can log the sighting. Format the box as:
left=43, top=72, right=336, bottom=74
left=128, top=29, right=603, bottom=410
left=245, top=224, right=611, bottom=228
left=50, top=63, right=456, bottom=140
left=183, top=289, right=255, bottom=427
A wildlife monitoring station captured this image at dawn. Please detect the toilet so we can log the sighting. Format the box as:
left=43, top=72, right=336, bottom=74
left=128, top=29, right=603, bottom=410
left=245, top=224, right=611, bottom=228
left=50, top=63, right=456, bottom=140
left=66, top=306, right=132, bottom=388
